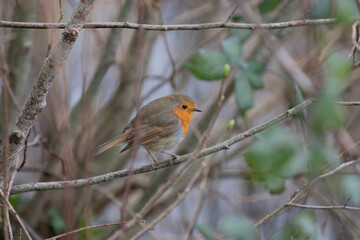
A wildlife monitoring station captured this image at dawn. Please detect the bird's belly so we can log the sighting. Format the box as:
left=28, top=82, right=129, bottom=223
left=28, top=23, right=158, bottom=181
left=144, top=127, right=184, bottom=152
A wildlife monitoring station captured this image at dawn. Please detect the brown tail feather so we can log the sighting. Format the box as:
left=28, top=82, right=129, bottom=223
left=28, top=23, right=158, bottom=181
left=93, top=133, right=128, bottom=157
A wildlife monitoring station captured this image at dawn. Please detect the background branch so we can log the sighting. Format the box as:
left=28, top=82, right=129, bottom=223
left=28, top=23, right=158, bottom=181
left=1, top=0, right=96, bottom=172
left=0, top=18, right=335, bottom=30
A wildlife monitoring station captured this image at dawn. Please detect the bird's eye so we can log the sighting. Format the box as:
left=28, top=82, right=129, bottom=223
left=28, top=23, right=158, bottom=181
left=182, top=105, right=187, bottom=109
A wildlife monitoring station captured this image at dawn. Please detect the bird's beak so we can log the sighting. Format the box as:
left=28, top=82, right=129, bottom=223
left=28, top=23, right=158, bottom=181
left=192, top=108, right=202, bottom=112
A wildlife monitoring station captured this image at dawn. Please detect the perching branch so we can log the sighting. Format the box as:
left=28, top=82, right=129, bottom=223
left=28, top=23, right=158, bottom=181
left=10, top=98, right=315, bottom=195
left=285, top=203, right=360, bottom=211
left=0, top=18, right=335, bottom=30
left=2, top=0, right=96, bottom=168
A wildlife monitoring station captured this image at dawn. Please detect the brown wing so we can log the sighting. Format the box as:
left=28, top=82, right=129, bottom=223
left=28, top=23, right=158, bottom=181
left=120, top=123, right=179, bottom=152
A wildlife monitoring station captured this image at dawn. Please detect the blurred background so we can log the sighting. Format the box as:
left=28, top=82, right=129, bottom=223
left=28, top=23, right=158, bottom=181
left=1, top=0, right=360, bottom=239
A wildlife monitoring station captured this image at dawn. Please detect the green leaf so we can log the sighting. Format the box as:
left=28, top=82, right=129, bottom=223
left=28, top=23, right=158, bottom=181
left=217, top=216, right=257, bottom=240
left=246, top=60, right=265, bottom=74
left=235, top=71, right=254, bottom=113
left=266, top=176, right=285, bottom=194
left=245, top=128, right=302, bottom=193
left=197, top=223, right=217, bottom=240
left=341, top=175, right=360, bottom=204
left=311, top=92, right=346, bottom=132
left=270, top=226, right=293, bottom=240
left=245, top=71, right=263, bottom=89
left=335, top=0, right=359, bottom=26
left=325, top=52, right=352, bottom=86
left=306, top=142, right=333, bottom=176
left=258, top=0, right=283, bottom=14
left=293, top=210, right=317, bottom=239
left=311, top=52, right=350, bottom=132
left=311, top=0, right=332, bottom=18
left=187, top=50, right=228, bottom=81
left=221, top=37, right=243, bottom=65
left=49, top=207, right=66, bottom=234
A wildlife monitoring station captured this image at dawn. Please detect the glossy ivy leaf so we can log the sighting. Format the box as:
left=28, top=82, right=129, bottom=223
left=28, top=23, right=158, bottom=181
left=218, top=216, right=257, bottom=240
left=221, top=37, right=243, bottom=65
left=245, top=127, right=302, bottom=194
left=235, top=71, right=254, bottom=113
left=187, top=50, right=228, bottom=81
left=197, top=223, right=217, bottom=240
left=258, top=0, right=283, bottom=14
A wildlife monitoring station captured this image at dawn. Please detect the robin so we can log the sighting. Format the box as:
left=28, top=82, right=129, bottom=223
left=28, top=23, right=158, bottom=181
left=93, top=94, right=201, bottom=162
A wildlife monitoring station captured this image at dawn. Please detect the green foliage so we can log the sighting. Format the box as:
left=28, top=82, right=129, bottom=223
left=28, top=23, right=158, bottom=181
left=244, top=60, right=265, bottom=89
left=79, top=217, right=100, bottom=239
left=258, top=0, right=283, bottom=14
left=9, top=195, right=27, bottom=209
left=197, top=223, right=217, bottom=240
left=271, top=210, right=321, bottom=240
left=235, top=71, right=254, bottom=114
left=245, top=127, right=303, bottom=194
left=222, top=37, right=243, bottom=65
left=311, top=53, right=350, bottom=132
left=311, top=0, right=332, bottom=18
left=341, top=175, right=360, bottom=204
left=217, top=216, right=258, bottom=240
left=227, top=119, right=235, bottom=131
left=187, top=32, right=265, bottom=114
left=223, top=63, right=231, bottom=77
left=293, top=210, right=317, bottom=239
left=187, top=50, right=228, bottom=80
left=335, top=0, right=359, bottom=26
left=48, top=207, right=66, bottom=234
left=306, top=141, right=334, bottom=176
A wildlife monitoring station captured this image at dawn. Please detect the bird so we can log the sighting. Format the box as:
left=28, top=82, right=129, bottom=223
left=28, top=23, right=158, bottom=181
left=93, top=94, right=201, bottom=162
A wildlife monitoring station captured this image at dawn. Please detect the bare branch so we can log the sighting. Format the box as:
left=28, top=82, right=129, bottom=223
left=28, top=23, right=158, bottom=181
left=10, top=98, right=315, bottom=195
left=286, top=203, right=360, bottom=211
left=44, top=221, right=144, bottom=240
left=0, top=18, right=335, bottom=30
left=0, top=190, right=32, bottom=240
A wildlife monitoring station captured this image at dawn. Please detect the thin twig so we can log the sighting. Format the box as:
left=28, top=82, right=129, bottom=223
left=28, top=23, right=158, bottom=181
left=121, top=0, right=146, bottom=225
left=255, top=159, right=359, bottom=227
left=45, top=221, right=144, bottom=240
left=0, top=18, right=335, bottom=30
left=10, top=98, right=315, bottom=195
left=337, top=101, right=360, bottom=106
left=17, top=130, right=31, bottom=172
left=0, top=190, right=32, bottom=240
left=285, top=203, right=360, bottom=211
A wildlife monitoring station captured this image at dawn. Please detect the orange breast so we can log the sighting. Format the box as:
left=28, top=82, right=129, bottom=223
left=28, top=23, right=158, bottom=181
left=172, top=102, right=196, bottom=136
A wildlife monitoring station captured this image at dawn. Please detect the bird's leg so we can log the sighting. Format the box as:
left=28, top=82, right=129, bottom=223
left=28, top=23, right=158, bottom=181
left=160, top=151, right=179, bottom=164
left=146, top=149, right=158, bottom=168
